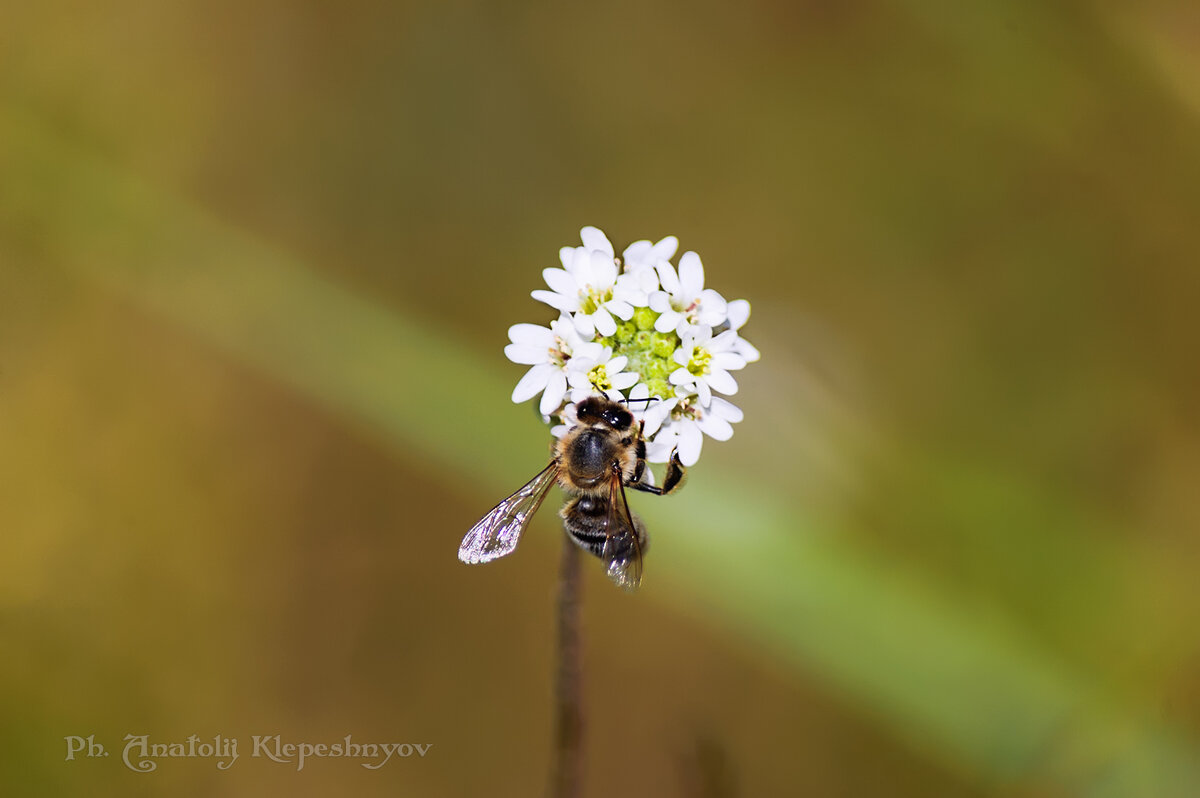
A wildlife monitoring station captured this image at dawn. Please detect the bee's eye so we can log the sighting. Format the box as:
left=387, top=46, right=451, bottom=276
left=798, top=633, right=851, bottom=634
left=605, top=408, right=633, bottom=431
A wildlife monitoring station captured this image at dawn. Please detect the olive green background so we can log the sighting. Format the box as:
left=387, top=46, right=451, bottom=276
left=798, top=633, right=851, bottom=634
left=3, top=1, right=1200, bottom=796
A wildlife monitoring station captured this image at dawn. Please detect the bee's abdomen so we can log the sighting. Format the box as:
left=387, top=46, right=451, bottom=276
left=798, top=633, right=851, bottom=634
left=560, top=497, right=647, bottom=560
left=560, top=496, right=608, bottom=557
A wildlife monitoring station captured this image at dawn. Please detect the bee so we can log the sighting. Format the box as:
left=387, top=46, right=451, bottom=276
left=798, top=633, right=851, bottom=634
left=458, top=395, right=686, bottom=591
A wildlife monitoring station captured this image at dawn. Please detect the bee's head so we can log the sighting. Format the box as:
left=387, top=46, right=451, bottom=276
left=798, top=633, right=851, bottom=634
left=574, top=396, right=633, bottom=431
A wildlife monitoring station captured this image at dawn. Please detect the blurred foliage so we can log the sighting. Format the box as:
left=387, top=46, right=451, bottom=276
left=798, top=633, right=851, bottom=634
left=4, top=1, right=1200, bottom=796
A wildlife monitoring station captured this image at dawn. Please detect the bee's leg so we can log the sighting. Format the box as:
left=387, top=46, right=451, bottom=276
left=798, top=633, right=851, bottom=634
left=628, top=449, right=686, bottom=496
left=660, top=450, right=686, bottom=494
left=632, top=437, right=648, bottom=482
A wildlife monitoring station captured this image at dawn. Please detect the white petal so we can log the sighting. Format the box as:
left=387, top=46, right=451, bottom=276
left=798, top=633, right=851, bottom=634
left=605, top=298, right=634, bottom=320
left=540, top=371, right=568, bottom=415
left=697, top=289, right=728, bottom=325
left=645, top=440, right=673, bottom=464
left=671, top=318, right=697, bottom=338
left=711, top=328, right=741, bottom=352
left=697, top=412, right=733, bottom=441
left=608, top=355, right=628, bottom=373
left=508, top=323, right=554, bottom=347
left=678, top=422, right=703, bottom=466
left=696, top=378, right=712, bottom=406
left=678, top=251, right=705, bottom=299
left=655, top=310, right=683, bottom=333
left=677, top=328, right=697, bottom=352
left=648, top=292, right=673, bottom=313
left=589, top=250, right=617, bottom=288
left=543, top=267, right=578, bottom=296
left=572, top=312, right=595, bottom=338
left=504, top=344, right=550, bottom=365
left=622, top=240, right=651, bottom=264
left=571, top=248, right=594, bottom=285
left=651, top=236, right=679, bottom=260
left=669, top=366, right=693, bottom=385
left=710, top=397, right=744, bottom=423
left=611, top=372, right=639, bottom=390
left=550, top=313, right=578, bottom=335
left=559, top=246, right=577, bottom=271
left=580, top=226, right=613, bottom=256
left=634, top=266, right=660, bottom=294
left=735, top=338, right=761, bottom=363
left=628, top=383, right=650, bottom=402
left=559, top=402, right=580, bottom=427
left=641, top=415, right=664, bottom=439
left=706, top=368, right=738, bottom=396
left=532, top=289, right=576, bottom=312
left=655, top=262, right=681, bottom=295
left=512, top=364, right=553, bottom=403
left=712, top=351, right=747, bottom=371
left=613, top=284, right=648, bottom=309
left=592, top=307, right=617, bottom=337
left=726, top=299, right=751, bottom=330
left=571, top=340, right=605, bottom=362
left=566, top=367, right=590, bottom=388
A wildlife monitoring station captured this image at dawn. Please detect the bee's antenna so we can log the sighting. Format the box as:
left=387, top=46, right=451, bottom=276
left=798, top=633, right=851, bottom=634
left=621, top=397, right=659, bottom=407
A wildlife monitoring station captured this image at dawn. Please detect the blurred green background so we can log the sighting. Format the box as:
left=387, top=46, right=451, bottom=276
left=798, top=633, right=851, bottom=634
left=3, top=1, right=1200, bottom=796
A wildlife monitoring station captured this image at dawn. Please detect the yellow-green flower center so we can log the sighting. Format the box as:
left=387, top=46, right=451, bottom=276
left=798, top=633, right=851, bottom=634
left=588, top=364, right=613, bottom=392
left=579, top=286, right=611, bottom=315
left=687, top=347, right=712, bottom=377
left=603, top=309, right=682, bottom=400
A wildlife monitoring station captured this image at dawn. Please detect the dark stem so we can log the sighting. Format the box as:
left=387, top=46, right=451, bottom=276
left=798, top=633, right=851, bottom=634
left=549, top=535, right=583, bottom=798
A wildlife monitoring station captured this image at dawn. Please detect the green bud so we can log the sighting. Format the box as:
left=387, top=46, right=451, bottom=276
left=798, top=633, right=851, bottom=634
left=646, top=377, right=672, bottom=399
left=644, top=357, right=672, bottom=381
left=650, top=331, right=677, bottom=358
left=614, top=321, right=636, bottom=344
left=633, top=307, right=658, bottom=331
left=623, top=350, right=648, bottom=376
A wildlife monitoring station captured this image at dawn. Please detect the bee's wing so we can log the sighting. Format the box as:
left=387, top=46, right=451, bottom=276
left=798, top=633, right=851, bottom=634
left=458, top=462, right=559, bottom=564
left=601, top=471, right=645, bottom=592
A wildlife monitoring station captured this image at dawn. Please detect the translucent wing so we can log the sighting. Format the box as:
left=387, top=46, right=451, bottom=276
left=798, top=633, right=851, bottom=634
left=458, top=462, right=559, bottom=564
left=601, top=471, right=645, bottom=591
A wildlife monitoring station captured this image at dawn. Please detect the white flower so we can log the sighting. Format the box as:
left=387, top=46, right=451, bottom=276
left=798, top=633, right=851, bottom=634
left=724, top=299, right=761, bottom=363
left=549, top=400, right=580, bottom=439
left=649, top=251, right=729, bottom=334
left=565, top=344, right=640, bottom=403
left=626, top=383, right=676, bottom=439
left=508, top=226, right=758, bottom=470
left=620, top=236, right=676, bottom=296
left=647, top=396, right=744, bottom=466
left=533, top=245, right=638, bottom=339
left=505, top=315, right=586, bottom=416
left=669, top=325, right=747, bottom=406
left=557, top=225, right=615, bottom=268
left=580, top=225, right=614, bottom=256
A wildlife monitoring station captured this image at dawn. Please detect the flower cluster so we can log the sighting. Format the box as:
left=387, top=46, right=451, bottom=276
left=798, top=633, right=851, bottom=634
left=505, top=227, right=759, bottom=468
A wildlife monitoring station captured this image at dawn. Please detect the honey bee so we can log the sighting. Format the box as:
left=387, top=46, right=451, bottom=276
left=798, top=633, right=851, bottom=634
left=458, top=395, right=686, bottom=591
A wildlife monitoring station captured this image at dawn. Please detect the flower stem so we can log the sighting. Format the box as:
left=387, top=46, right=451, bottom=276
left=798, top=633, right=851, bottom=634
left=549, top=535, right=583, bottom=798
